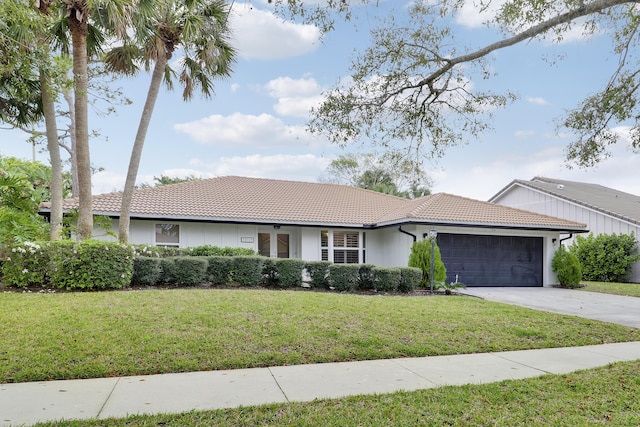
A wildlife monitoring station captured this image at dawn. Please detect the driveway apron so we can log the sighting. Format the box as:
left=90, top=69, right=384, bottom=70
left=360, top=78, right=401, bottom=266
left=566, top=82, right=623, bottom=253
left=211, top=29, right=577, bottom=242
left=461, top=287, right=640, bottom=329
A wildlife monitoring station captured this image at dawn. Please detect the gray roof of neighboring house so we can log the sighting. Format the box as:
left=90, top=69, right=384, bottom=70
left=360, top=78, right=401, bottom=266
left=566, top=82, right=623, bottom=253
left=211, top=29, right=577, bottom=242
left=490, top=176, right=640, bottom=226
left=41, top=176, right=587, bottom=231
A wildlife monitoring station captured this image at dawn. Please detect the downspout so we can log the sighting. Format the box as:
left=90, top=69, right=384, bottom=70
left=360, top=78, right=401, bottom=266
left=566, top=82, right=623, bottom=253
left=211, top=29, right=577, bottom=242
left=398, top=226, right=417, bottom=242
left=559, top=234, right=573, bottom=246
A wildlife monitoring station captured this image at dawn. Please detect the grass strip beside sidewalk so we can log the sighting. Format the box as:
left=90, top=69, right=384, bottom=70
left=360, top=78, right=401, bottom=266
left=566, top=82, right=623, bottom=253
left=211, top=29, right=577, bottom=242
left=2, top=288, right=640, bottom=383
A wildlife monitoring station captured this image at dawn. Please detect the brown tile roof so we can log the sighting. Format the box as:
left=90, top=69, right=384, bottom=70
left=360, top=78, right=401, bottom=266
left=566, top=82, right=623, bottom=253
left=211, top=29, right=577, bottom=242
left=378, top=193, right=587, bottom=229
left=46, top=176, right=586, bottom=231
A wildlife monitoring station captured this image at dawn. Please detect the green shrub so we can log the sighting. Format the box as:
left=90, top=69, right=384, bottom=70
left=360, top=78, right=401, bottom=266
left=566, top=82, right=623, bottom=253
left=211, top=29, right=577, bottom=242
left=131, top=257, right=162, bottom=286
left=357, top=263, right=376, bottom=291
left=272, top=258, right=305, bottom=288
left=131, top=245, right=162, bottom=258
left=232, top=256, right=265, bottom=286
left=262, top=258, right=278, bottom=286
left=184, top=245, right=257, bottom=257
left=408, top=239, right=447, bottom=288
left=155, top=246, right=183, bottom=258
left=206, top=256, right=233, bottom=285
left=1, top=241, right=49, bottom=287
left=328, top=264, right=360, bottom=292
left=49, top=240, right=134, bottom=290
left=304, top=261, right=331, bottom=288
left=158, top=257, right=176, bottom=284
left=552, top=245, right=582, bottom=288
left=373, top=267, right=401, bottom=292
left=398, top=267, right=422, bottom=293
left=570, top=233, right=640, bottom=282
left=172, top=257, right=208, bottom=286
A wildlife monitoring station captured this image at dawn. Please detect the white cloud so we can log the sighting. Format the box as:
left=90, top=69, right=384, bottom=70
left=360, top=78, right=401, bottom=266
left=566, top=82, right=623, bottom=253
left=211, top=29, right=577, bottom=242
left=273, top=95, right=326, bottom=118
left=264, top=76, right=321, bottom=98
left=526, top=96, right=548, bottom=106
left=262, top=76, right=325, bottom=118
left=193, top=153, right=331, bottom=183
left=432, top=143, right=640, bottom=201
left=514, top=130, right=535, bottom=138
left=92, top=171, right=126, bottom=195
left=173, top=112, right=319, bottom=147
left=455, top=0, right=506, bottom=28
left=229, top=3, right=321, bottom=60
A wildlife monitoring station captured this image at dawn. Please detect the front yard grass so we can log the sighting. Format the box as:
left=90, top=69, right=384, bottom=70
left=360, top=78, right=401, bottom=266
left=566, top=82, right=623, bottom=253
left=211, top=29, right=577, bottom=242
left=37, top=360, right=640, bottom=426
left=577, top=281, right=640, bottom=298
left=2, top=288, right=640, bottom=383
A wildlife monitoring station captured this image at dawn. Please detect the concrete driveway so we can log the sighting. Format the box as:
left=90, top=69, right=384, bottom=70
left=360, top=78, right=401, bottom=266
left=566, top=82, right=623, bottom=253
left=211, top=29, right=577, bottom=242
left=461, top=287, right=640, bottom=329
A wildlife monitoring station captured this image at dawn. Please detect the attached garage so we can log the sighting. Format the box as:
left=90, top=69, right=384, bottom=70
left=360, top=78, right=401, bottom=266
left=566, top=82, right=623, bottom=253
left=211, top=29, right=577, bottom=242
left=437, top=233, right=543, bottom=287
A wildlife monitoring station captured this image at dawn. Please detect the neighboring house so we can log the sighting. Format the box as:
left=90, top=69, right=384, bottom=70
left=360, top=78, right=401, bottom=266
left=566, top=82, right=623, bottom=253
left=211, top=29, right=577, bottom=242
left=490, top=176, right=640, bottom=283
left=41, top=176, right=587, bottom=287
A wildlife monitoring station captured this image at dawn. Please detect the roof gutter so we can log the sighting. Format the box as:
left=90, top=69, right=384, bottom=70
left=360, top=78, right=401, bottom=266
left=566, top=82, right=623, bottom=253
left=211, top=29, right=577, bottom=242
left=398, top=226, right=417, bottom=242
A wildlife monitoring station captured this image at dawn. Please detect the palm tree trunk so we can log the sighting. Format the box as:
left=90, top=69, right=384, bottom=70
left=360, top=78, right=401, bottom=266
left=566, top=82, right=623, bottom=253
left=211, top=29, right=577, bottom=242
left=118, top=55, right=167, bottom=243
left=63, top=90, right=79, bottom=197
left=40, top=73, right=63, bottom=240
left=69, top=18, right=93, bottom=240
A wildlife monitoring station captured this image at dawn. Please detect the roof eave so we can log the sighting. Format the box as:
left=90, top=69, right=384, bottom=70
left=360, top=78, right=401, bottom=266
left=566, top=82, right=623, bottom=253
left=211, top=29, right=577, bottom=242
left=487, top=180, right=521, bottom=202
left=89, top=211, right=372, bottom=229
left=376, top=218, right=588, bottom=233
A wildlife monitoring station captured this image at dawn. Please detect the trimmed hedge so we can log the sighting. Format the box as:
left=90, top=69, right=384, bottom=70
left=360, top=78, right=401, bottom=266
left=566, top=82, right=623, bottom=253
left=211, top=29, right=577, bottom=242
left=159, top=258, right=176, bottom=284
left=48, top=240, right=134, bottom=290
left=357, top=263, right=376, bottom=291
left=173, top=257, right=208, bottom=286
left=232, top=256, right=265, bottom=286
left=184, top=245, right=256, bottom=257
left=304, top=261, right=331, bottom=288
left=1, top=241, right=49, bottom=287
left=132, top=257, right=162, bottom=286
left=328, top=264, right=360, bottom=292
left=272, top=258, right=306, bottom=288
left=399, top=267, right=422, bottom=293
left=206, top=256, right=233, bottom=285
left=373, top=267, right=401, bottom=292
left=2, top=240, right=419, bottom=295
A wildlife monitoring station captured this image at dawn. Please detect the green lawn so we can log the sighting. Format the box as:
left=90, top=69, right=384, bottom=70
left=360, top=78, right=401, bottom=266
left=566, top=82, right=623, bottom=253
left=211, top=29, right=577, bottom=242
left=36, top=360, right=640, bottom=426
left=2, top=288, right=640, bottom=383
left=577, top=281, right=640, bottom=298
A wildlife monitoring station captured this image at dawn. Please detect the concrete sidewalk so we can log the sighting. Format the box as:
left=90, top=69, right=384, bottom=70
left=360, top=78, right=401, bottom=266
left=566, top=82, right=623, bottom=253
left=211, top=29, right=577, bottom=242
left=2, top=341, right=640, bottom=426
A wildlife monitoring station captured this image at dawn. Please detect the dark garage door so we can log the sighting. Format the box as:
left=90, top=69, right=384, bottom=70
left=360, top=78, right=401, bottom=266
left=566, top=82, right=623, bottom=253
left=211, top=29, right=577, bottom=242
left=437, top=233, right=543, bottom=287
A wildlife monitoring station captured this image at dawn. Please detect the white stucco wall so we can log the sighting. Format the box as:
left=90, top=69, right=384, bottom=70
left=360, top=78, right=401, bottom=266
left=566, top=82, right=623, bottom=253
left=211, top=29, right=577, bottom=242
left=495, top=186, right=640, bottom=283
left=93, top=218, right=562, bottom=286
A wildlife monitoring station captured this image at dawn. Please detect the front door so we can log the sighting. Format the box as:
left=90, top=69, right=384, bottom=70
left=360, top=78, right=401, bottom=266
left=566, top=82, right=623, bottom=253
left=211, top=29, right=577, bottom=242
left=258, top=232, right=290, bottom=258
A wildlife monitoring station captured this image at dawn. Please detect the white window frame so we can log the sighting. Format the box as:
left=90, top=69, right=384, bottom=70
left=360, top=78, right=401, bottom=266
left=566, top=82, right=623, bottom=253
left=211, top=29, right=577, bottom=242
left=320, top=230, right=366, bottom=263
left=154, top=223, right=180, bottom=247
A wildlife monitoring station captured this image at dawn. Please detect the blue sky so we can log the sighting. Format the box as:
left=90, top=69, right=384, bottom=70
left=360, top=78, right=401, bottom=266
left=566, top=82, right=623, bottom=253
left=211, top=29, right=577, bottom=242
left=2, top=0, right=640, bottom=200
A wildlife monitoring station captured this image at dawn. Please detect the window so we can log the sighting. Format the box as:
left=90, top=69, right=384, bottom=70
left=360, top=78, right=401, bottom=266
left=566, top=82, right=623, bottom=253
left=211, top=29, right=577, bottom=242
left=155, top=224, right=180, bottom=247
left=321, top=230, right=329, bottom=261
left=321, top=230, right=365, bottom=264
